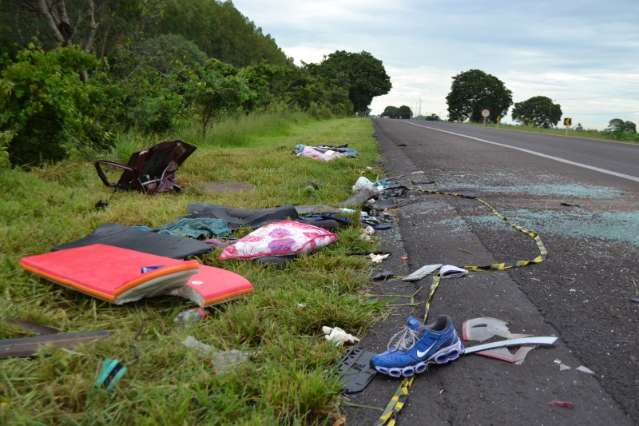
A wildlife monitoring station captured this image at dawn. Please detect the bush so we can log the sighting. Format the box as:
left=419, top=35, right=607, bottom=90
left=0, top=46, right=113, bottom=166
left=129, top=90, right=184, bottom=134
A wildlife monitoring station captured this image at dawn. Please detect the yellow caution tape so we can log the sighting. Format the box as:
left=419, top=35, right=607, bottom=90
left=375, top=377, right=414, bottom=426
left=376, top=189, right=547, bottom=426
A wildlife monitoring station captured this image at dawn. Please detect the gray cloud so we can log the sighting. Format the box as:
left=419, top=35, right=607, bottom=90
left=235, top=0, right=639, bottom=128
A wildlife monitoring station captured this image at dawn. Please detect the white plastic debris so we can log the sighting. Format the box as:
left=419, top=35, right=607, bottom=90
left=462, top=317, right=539, bottom=365
left=361, top=226, right=375, bottom=241
left=403, top=264, right=442, bottom=282
left=322, top=326, right=359, bottom=346
left=440, top=264, right=468, bottom=279
left=182, top=336, right=251, bottom=373
left=369, top=253, right=390, bottom=263
left=576, top=365, right=595, bottom=375
left=554, top=359, right=572, bottom=371
left=352, top=177, right=378, bottom=193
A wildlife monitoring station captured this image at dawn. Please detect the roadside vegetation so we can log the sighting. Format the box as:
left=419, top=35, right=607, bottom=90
left=0, top=1, right=395, bottom=424
left=0, top=115, right=384, bottom=424
left=0, top=1, right=391, bottom=168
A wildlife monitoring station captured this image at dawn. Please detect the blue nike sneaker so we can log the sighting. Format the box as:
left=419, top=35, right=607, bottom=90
left=371, top=315, right=464, bottom=378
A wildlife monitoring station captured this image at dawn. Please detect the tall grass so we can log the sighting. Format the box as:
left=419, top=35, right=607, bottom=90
left=0, top=116, right=382, bottom=425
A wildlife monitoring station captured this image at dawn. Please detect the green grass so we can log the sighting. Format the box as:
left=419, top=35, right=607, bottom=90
left=0, top=115, right=383, bottom=425
left=464, top=121, right=639, bottom=144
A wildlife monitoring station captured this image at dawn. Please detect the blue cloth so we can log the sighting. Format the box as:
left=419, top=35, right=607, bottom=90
left=133, top=218, right=231, bottom=239
left=156, top=218, right=230, bottom=239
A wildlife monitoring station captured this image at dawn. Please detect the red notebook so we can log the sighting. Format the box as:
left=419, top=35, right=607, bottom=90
left=20, top=244, right=253, bottom=306
left=173, top=265, right=254, bottom=307
left=20, top=244, right=199, bottom=304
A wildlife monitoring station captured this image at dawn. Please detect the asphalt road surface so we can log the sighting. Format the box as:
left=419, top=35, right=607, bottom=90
left=346, top=119, right=639, bottom=425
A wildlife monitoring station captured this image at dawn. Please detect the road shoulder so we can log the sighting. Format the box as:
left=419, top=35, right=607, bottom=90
left=344, top=119, right=632, bottom=425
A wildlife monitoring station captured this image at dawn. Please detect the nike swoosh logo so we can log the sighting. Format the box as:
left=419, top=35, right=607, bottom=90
left=417, top=343, right=436, bottom=358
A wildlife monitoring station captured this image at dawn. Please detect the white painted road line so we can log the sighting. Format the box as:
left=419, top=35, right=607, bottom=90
left=403, top=121, right=639, bottom=184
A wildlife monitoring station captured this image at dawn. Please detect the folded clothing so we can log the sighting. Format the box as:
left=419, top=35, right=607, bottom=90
left=21, top=244, right=253, bottom=306
left=53, top=224, right=212, bottom=259
left=187, top=204, right=298, bottom=230
left=155, top=217, right=230, bottom=239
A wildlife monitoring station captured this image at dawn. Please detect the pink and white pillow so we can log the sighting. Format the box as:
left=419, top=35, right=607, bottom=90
left=219, top=220, right=337, bottom=260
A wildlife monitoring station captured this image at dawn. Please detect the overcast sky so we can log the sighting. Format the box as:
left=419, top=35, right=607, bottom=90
left=234, top=0, right=639, bottom=129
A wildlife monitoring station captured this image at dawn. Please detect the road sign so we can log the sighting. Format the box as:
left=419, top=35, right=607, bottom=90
left=481, top=109, right=490, bottom=126
left=564, top=117, right=572, bottom=127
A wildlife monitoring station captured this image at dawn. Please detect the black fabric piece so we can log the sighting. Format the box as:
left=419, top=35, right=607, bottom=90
left=370, top=223, right=392, bottom=231
left=371, top=270, right=395, bottom=281
left=187, top=204, right=298, bottom=229
left=298, top=214, right=352, bottom=231
left=53, top=224, right=212, bottom=259
left=337, top=346, right=377, bottom=394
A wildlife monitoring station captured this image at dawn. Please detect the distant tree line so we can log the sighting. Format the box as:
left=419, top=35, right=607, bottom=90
left=0, top=1, right=391, bottom=166
left=442, top=68, right=636, bottom=138
left=381, top=105, right=413, bottom=119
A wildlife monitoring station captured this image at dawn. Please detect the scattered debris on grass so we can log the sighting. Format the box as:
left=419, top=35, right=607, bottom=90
left=174, top=308, right=209, bottom=326
left=369, top=253, right=390, bottom=264
left=322, top=326, right=360, bottom=346
left=182, top=336, right=251, bottom=373
left=96, top=358, right=127, bottom=392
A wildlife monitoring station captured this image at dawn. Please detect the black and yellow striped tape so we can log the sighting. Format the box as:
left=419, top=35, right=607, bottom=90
left=376, top=189, right=547, bottom=426
left=375, top=377, right=414, bottom=426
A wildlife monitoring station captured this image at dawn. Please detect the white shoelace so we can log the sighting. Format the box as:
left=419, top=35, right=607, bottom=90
left=387, top=326, right=420, bottom=352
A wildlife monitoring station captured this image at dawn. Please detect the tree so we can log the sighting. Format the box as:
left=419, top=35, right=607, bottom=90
left=424, top=113, right=440, bottom=121
left=186, top=59, right=251, bottom=136
left=607, top=118, right=636, bottom=133
left=9, top=0, right=111, bottom=53
left=511, top=96, right=562, bottom=128
left=307, top=51, right=391, bottom=114
left=398, top=105, right=413, bottom=119
left=381, top=106, right=399, bottom=118
left=0, top=45, right=114, bottom=166
left=446, top=69, right=512, bottom=123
